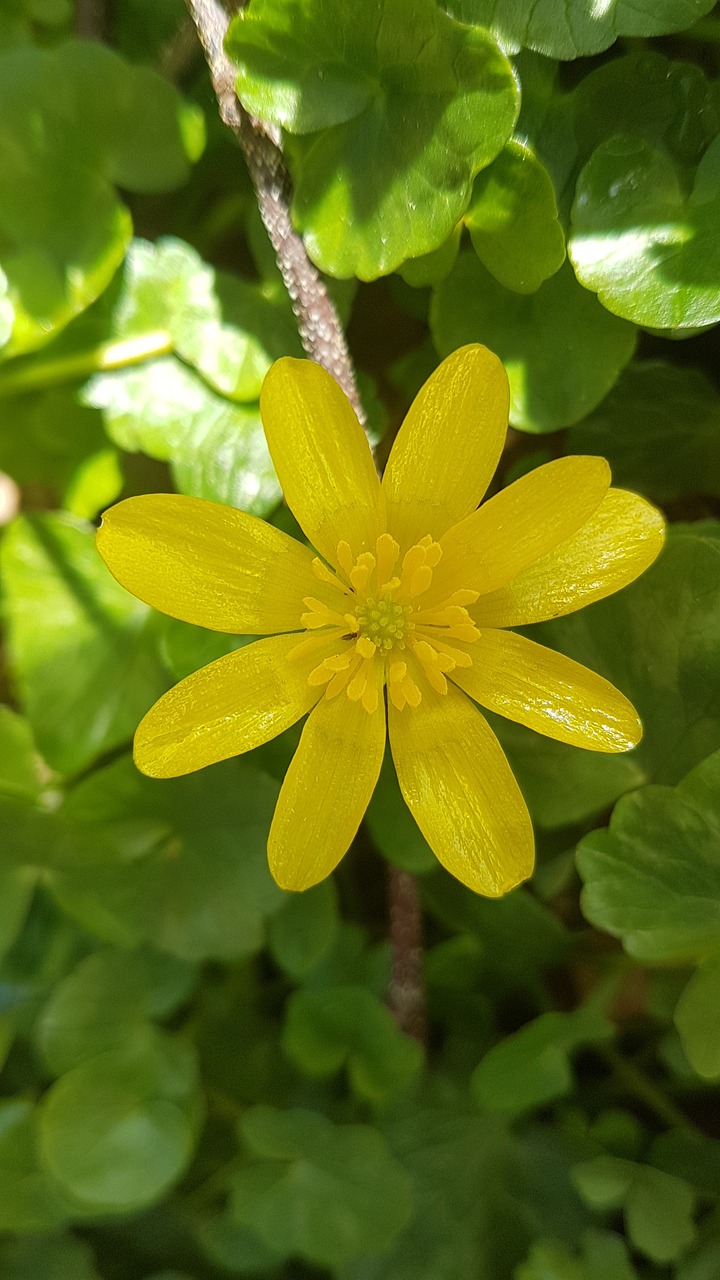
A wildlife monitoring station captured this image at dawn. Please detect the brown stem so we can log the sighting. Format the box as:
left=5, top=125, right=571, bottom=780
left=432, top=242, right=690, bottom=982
left=185, top=0, right=364, bottom=422
left=388, top=867, right=427, bottom=1046
left=75, top=0, right=106, bottom=40
left=185, top=0, right=426, bottom=1044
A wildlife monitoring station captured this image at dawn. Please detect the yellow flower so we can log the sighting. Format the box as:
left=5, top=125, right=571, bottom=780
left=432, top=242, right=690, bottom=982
left=96, top=346, right=664, bottom=897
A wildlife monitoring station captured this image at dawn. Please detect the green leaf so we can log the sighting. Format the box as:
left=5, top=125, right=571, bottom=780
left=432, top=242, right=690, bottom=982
left=0, top=1231, right=101, bottom=1280
left=230, top=1106, right=414, bottom=1267
left=471, top=1005, right=612, bottom=1115
left=465, top=141, right=565, bottom=293
left=577, top=749, right=720, bottom=965
left=88, top=356, right=282, bottom=515
left=567, top=362, right=720, bottom=503
left=510, top=525, right=720, bottom=830
left=0, top=706, right=44, bottom=801
left=0, top=385, right=108, bottom=502
left=515, top=1231, right=639, bottom=1280
left=37, top=945, right=196, bottom=1076
left=0, top=1100, right=68, bottom=1232
left=38, top=1031, right=200, bottom=1212
left=570, top=134, right=720, bottom=330
left=572, top=1157, right=696, bottom=1264
left=674, top=957, right=720, bottom=1079
left=51, top=756, right=283, bottom=962
left=228, top=0, right=518, bottom=279
left=571, top=53, right=719, bottom=174
left=193, top=1211, right=284, bottom=1274
left=365, top=751, right=436, bottom=874
left=0, top=514, right=167, bottom=775
left=0, top=43, right=202, bottom=357
left=448, top=0, right=715, bottom=59
left=268, top=880, right=339, bottom=978
left=431, top=256, right=635, bottom=431
left=283, top=984, right=422, bottom=1100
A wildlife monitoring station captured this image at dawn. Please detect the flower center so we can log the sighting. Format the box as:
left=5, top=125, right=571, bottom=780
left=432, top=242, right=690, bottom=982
left=355, top=597, right=413, bottom=651
left=293, top=532, right=480, bottom=714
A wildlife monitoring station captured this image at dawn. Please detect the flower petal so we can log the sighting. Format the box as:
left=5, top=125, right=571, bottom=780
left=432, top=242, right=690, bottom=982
left=97, top=494, right=335, bottom=634
left=134, top=633, right=324, bottom=777
left=452, top=629, right=642, bottom=752
left=388, top=682, right=534, bottom=897
left=433, top=456, right=610, bottom=599
left=268, top=693, right=386, bottom=891
left=260, top=358, right=383, bottom=563
left=473, top=489, right=665, bottom=628
left=382, top=345, right=509, bottom=549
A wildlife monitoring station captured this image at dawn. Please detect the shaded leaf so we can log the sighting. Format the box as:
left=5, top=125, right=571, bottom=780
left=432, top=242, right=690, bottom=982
left=431, top=256, right=635, bottom=431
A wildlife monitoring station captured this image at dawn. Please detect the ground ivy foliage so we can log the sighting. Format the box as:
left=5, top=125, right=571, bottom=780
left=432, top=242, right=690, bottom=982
left=0, top=2, right=719, bottom=1277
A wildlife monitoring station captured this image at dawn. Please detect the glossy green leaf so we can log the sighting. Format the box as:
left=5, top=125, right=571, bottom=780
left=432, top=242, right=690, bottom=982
left=570, top=135, right=720, bottom=330
left=448, top=0, right=715, bottom=59
left=674, top=957, right=720, bottom=1079
left=0, top=42, right=202, bottom=357
left=572, top=1157, right=696, bottom=1264
left=230, top=1106, right=414, bottom=1267
left=37, top=945, right=196, bottom=1076
left=228, top=0, right=518, bottom=279
left=465, top=140, right=565, bottom=293
left=51, top=756, right=283, bottom=961
left=431, top=255, right=635, bottom=431
left=86, top=360, right=281, bottom=517
left=0, top=514, right=167, bottom=775
left=472, top=1004, right=612, bottom=1115
left=283, top=984, right=422, bottom=1100
left=39, top=1031, right=200, bottom=1211
left=578, top=749, right=720, bottom=965
left=571, top=53, right=719, bottom=173
left=568, top=362, right=720, bottom=503
left=268, top=880, right=339, bottom=978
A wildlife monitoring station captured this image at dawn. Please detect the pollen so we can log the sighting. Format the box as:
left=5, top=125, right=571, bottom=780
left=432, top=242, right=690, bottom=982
left=303, top=532, right=482, bottom=714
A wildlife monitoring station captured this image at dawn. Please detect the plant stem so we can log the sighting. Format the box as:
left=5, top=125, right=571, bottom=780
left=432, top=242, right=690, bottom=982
left=75, top=0, right=106, bottom=40
left=185, top=0, right=364, bottom=423
left=0, top=332, right=173, bottom=398
left=185, top=0, right=427, bottom=1044
left=388, top=866, right=427, bottom=1047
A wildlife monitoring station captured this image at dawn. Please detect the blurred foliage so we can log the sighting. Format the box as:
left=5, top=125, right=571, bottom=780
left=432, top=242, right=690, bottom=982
left=0, top=1, right=719, bottom=1278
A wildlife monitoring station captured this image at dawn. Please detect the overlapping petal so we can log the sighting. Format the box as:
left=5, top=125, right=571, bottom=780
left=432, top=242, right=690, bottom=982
left=382, top=344, right=509, bottom=550
left=388, top=680, right=534, bottom=897
left=134, top=633, right=326, bottom=777
left=452, top=629, right=642, bottom=752
left=268, top=689, right=386, bottom=891
left=432, top=456, right=610, bottom=600
left=97, top=494, right=335, bottom=634
left=473, top=489, right=665, bottom=628
left=260, top=357, right=383, bottom=564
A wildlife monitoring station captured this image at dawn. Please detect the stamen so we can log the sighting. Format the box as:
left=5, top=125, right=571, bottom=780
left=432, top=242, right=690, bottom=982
left=376, top=533, right=400, bottom=587
left=311, top=557, right=350, bottom=594
left=356, top=635, right=377, bottom=659
left=408, top=565, right=433, bottom=597
left=336, top=541, right=354, bottom=580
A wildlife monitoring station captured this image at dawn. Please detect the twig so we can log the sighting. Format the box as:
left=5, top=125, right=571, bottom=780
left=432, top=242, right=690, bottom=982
left=75, top=0, right=106, bottom=40
left=185, top=0, right=364, bottom=423
left=185, top=0, right=426, bottom=1044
